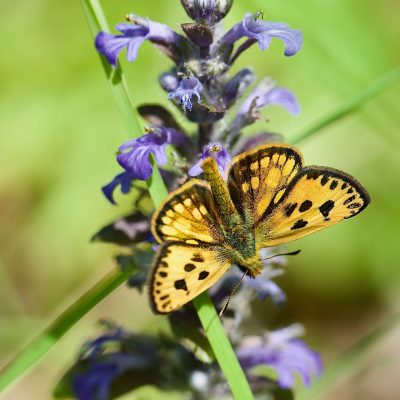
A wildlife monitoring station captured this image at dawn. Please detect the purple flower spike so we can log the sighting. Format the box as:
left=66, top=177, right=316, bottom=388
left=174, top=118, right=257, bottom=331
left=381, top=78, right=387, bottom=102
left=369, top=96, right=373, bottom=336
left=238, top=78, right=300, bottom=117
left=222, top=12, right=303, bottom=57
left=95, top=16, right=183, bottom=66
left=168, top=75, right=203, bottom=111
left=117, top=127, right=188, bottom=180
left=237, top=324, right=323, bottom=389
left=102, top=171, right=136, bottom=205
left=189, top=143, right=232, bottom=177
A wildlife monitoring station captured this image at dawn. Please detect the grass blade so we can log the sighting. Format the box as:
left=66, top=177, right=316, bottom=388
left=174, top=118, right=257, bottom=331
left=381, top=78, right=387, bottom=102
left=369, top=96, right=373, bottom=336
left=289, top=65, right=400, bottom=144
left=0, top=265, right=136, bottom=392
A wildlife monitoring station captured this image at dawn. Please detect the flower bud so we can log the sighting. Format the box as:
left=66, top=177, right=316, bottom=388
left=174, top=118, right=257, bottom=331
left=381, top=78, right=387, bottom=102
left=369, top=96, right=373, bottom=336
left=159, top=72, right=179, bottom=92
left=180, top=0, right=233, bottom=25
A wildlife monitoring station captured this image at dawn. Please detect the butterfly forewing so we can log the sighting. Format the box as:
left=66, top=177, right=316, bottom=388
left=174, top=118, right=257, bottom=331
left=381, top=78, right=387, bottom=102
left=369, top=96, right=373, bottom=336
left=152, top=180, right=224, bottom=245
left=258, top=166, right=370, bottom=246
left=227, top=144, right=303, bottom=224
left=150, top=242, right=231, bottom=313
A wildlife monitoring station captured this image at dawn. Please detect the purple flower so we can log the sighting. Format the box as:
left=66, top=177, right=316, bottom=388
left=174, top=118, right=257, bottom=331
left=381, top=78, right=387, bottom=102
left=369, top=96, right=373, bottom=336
left=102, top=127, right=188, bottom=204
left=117, top=127, right=188, bottom=180
left=237, top=324, right=323, bottom=389
left=101, top=171, right=136, bottom=205
left=223, top=68, right=255, bottom=108
left=168, top=74, right=203, bottom=111
left=238, top=78, right=300, bottom=117
left=222, top=12, right=303, bottom=57
left=68, top=323, right=207, bottom=400
left=73, top=353, right=146, bottom=400
left=189, top=142, right=232, bottom=177
left=73, top=325, right=148, bottom=400
left=95, top=16, right=183, bottom=66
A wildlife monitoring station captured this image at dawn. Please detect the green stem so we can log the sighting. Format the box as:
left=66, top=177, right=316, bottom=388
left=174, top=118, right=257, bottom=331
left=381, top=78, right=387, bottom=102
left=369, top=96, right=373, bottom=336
left=193, top=293, right=254, bottom=399
left=0, top=265, right=135, bottom=392
left=289, top=65, right=400, bottom=145
left=82, top=0, right=142, bottom=135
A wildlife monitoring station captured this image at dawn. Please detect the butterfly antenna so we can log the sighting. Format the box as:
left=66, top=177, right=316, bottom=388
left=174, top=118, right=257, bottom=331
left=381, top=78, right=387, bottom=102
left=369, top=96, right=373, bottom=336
left=219, top=270, right=248, bottom=317
left=262, top=249, right=301, bottom=261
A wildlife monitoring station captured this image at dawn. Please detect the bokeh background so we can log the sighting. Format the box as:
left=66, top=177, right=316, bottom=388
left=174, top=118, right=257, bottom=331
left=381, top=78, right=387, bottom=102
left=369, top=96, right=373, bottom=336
left=1, top=0, right=399, bottom=399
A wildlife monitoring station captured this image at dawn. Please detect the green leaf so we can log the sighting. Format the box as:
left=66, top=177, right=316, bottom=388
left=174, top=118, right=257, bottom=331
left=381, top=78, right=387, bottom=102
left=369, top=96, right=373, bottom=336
left=91, top=211, right=151, bottom=247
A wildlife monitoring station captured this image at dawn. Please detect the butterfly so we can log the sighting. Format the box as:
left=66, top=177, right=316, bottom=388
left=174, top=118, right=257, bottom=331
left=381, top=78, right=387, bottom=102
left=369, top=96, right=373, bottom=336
left=149, top=144, right=370, bottom=314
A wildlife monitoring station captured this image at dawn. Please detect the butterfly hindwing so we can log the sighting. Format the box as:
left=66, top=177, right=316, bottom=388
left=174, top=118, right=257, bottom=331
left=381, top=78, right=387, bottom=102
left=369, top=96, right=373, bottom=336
left=150, top=242, right=231, bottom=314
left=258, top=166, right=370, bottom=246
left=151, top=180, right=224, bottom=245
left=227, top=144, right=303, bottom=224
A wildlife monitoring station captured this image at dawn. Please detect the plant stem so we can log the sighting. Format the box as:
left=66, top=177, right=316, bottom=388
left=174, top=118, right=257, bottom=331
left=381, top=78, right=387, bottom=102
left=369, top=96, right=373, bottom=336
left=0, top=265, right=135, bottom=392
left=193, top=293, right=254, bottom=399
left=289, top=65, right=400, bottom=145
left=82, top=0, right=142, bottom=135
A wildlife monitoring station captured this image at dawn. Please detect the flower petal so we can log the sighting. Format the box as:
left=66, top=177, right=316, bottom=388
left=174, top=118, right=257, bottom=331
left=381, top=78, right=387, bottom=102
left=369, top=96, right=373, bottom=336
left=238, top=79, right=300, bottom=116
left=168, top=75, right=203, bottom=111
left=95, top=32, right=133, bottom=66
left=237, top=326, right=323, bottom=390
left=189, top=143, right=232, bottom=177
left=101, top=172, right=135, bottom=205
left=221, top=13, right=302, bottom=58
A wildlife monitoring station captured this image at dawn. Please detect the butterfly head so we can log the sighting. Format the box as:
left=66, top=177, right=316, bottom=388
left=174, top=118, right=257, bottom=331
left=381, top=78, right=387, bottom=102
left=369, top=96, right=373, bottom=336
left=236, top=253, right=263, bottom=278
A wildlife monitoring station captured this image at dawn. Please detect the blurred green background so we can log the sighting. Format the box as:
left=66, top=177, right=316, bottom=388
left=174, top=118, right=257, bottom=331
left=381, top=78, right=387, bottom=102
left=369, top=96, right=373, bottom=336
left=0, top=0, right=399, bottom=399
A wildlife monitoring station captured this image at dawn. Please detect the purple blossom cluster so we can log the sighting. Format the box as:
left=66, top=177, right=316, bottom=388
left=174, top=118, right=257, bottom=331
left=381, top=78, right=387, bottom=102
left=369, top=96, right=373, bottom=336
left=61, top=321, right=322, bottom=400
left=58, top=1, right=323, bottom=399
left=97, top=1, right=302, bottom=203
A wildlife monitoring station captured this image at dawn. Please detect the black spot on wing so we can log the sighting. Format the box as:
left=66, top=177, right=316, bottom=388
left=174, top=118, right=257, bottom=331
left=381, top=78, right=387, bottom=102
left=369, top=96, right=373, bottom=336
left=184, top=263, right=196, bottom=272
left=191, top=253, right=204, bottom=262
left=158, top=271, right=168, bottom=278
left=174, top=279, right=188, bottom=291
left=343, top=195, right=356, bottom=205
left=284, top=203, right=297, bottom=217
left=348, top=202, right=361, bottom=209
left=306, top=171, right=320, bottom=180
left=198, top=271, right=210, bottom=280
left=299, top=200, right=313, bottom=212
left=319, top=200, right=335, bottom=218
left=321, top=175, right=329, bottom=186
left=330, top=180, right=338, bottom=190
left=161, top=300, right=171, bottom=309
left=291, top=219, right=308, bottom=230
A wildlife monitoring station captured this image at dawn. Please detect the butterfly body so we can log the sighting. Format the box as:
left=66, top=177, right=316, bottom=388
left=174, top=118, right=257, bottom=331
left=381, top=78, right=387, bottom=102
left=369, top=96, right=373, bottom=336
left=149, top=144, right=370, bottom=314
left=201, top=157, right=263, bottom=277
